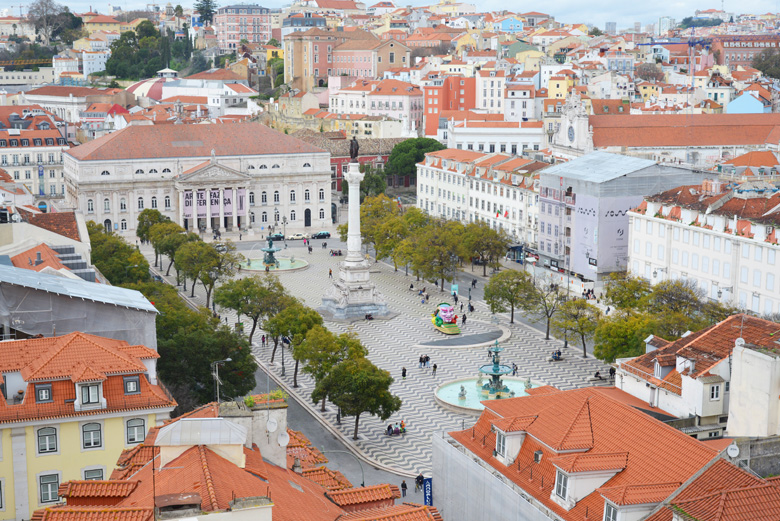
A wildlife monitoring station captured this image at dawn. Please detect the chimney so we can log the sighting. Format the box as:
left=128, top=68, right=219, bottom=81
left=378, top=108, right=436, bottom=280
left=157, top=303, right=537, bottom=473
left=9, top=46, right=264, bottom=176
left=35, top=251, right=43, bottom=266
left=292, top=457, right=302, bottom=474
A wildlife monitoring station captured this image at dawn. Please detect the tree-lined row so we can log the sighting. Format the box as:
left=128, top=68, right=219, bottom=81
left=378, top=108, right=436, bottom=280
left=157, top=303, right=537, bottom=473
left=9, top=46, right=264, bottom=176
left=340, top=194, right=511, bottom=287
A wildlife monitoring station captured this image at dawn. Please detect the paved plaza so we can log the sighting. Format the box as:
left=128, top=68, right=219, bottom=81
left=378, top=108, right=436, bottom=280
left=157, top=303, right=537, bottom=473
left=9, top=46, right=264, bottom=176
left=139, top=235, right=610, bottom=476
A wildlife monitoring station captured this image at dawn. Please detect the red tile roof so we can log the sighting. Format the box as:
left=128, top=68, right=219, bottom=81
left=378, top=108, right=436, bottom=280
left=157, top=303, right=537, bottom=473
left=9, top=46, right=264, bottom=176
left=67, top=123, right=325, bottom=162
left=326, top=484, right=400, bottom=506
left=25, top=86, right=122, bottom=98
left=599, top=482, right=681, bottom=506
left=11, top=243, right=70, bottom=272
left=27, top=212, right=82, bottom=241
left=336, top=503, right=444, bottom=521
left=550, top=452, right=629, bottom=473
left=59, top=481, right=139, bottom=500
left=31, top=507, right=153, bottom=521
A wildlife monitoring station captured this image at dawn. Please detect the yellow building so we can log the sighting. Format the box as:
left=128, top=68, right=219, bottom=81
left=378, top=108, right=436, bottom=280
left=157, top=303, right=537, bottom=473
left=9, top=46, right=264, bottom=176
left=547, top=74, right=574, bottom=100
left=0, top=332, right=176, bottom=520
left=264, top=45, right=284, bottom=62
left=82, top=15, right=122, bottom=35
left=515, top=49, right=545, bottom=71
left=637, top=81, right=660, bottom=101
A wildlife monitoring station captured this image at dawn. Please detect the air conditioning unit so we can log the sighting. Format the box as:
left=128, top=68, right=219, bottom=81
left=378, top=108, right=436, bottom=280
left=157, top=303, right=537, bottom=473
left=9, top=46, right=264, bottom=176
left=534, top=450, right=543, bottom=463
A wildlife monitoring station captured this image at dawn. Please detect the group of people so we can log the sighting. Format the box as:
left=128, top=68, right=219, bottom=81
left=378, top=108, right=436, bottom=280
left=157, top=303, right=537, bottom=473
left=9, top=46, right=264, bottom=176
left=418, top=355, right=438, bottom=375
left=386, top=421, right=406, bottom=436
left=594, top=367, right=617, bottom=380
left=400, top=473, right=426, bottom=497
left=551, top=349, right=563, bottom=361
left=329, top=249, right=344, bottom=256
left=581, top=289, right=598, bottom=301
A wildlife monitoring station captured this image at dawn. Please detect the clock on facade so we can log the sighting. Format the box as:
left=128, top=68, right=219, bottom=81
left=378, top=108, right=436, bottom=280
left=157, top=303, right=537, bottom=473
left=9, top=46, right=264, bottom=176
left=568, top=126, right=575, bottom=143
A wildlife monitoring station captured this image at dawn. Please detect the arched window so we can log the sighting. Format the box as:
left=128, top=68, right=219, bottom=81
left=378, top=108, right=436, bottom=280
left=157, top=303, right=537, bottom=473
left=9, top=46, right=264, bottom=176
left=290, top=210, right=296, bottom=221
left=319, top=189, right=325, bottom=201
left=120, top=198, right=127, bottom=211
left=149, top=169, right=158, bottom=174
left=120, top=219, right=127, bottom=230
left=248, top=165, right=255, bottom=169
left=100, top=170, right=110, bottom=176
left=274, top=210, right=280, bottom=222
left=151, top=196, right=157, bottom=209
left=290, top=190, right=296, bottom=203
left=273, top=191, right=280, bottom=203
left=259, top=164, right=267, bottom=169
left=303, top=162, right=311, bottom=167
left=164, top=196, right=171, bottom=209
left=304, top=189, right=310, bottom=201
left=135, top=169, right=144, bottom=175
left=262, top=211, right=268, bottom=222
left=82, top=423, right=101, bottom=448
left=126, top=418, right=145, bottom=444
left=38, top=427, right=57, bottom=453
left=137, top=197, right=144, bottom=210
left=162, top=168, right=171, bottom=173
left=250, top=211, right=256, bottom=223
left=87, top=199, right=94, bottom=213
left=272, top=164, right=280, bottom=169
left=261, top=191, right=267, bottom=204
left=103, top=198, right=110, bottom=212
left=319, top=208, right=325, bottom=219
left=249, top=192, right=255, bottom=205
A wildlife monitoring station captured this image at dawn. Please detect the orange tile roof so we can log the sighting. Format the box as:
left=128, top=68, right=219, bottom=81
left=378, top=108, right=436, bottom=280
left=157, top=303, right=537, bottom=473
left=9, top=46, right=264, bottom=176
left=302, top=466, right=353, bottom=491
left=450, top=387, right=718, bottom=521
left=31, top=507, right=153, bottom=521
left=185, top=69, right=244, bottom=81
left=336, top=503, right=444, bottom=521
left=59, top=481, right=139, bottom=499
left=11, top=243, right=69, bottom=272
left=550, top=452, right=629, bottom=473
left=491, top=415, right=537, bottom=433
left=327, top=484, right=400, bottom=506
left=27, top=212, right=81, bottom=241
left=25, top=86, right=121, bottom=98
left=598, top=482, right=681, bottom=506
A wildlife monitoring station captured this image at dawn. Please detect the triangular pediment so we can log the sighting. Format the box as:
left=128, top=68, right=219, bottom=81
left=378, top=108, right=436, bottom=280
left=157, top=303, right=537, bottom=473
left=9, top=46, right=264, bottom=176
left=178, top=163, right=252, bottom=184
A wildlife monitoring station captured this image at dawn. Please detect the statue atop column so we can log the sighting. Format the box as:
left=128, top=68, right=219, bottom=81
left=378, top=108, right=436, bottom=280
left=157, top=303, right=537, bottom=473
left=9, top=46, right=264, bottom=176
left=349, top=136, right=359, bottom=163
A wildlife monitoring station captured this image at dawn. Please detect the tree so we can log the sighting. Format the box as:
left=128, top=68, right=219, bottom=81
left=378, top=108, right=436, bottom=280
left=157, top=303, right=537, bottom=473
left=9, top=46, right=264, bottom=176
left=150, top=222, right=196, bottom=276
left=87, top=221, right=150, bottom=284
left=753, top=49, right=780, bottom=79
left=190, top=51, right=209, bottom=74
left=175, top=240, right=219, bottom=298
left=647, top=279, right=704, bottom=315
left=174, top=4, right=184, bottom=29
left=384, top=138, right=446, bottom=181
left=552, top=299, right=601, bottom=357
left=197, top=241, right=243, bottom=309
left=338, top=194, right=400, bottom=257
left=266, top=304, right=323, bottom=388
left=603, top=272, right=652, bottom=314
left=266, top=38, right=280, bottom=47
left=594, top=311, right=657, bottom=362
left=463, top=221, right=510, bottom=276
left=636, top=63, right=665, bottom=82
left=214, top=274, right=288, bottom=343
left=391, top=207, right=431, bottom=275
left=312, top=357, right=401, bottom=440
left=519, top=276, right=566, bottom=339
left=27, top=0, right=65, bottom=46
left=194, top=0, right=218, bottom=24
left=136, top=20, right=159, bottom=39
left=589, top=27, right=603, bottom=36
left=409, top=218, right=462, bottom=290
left=341, top=164, right=387, bottom=202
left=297, top=326, right=367, bottom=411
left=484, top=269, right=531, bottom=324
left=137, top=208, right=169, bottom=244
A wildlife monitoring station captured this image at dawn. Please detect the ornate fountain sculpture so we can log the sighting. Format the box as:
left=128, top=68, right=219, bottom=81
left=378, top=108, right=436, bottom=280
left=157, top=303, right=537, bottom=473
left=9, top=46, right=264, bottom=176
left=262, top=237, right=281, bottom=268
left=478, top=340, right=514, bottom=399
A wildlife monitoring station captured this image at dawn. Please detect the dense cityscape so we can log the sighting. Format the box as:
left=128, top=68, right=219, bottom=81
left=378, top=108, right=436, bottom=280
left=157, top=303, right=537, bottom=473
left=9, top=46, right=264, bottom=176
left=1, top=1, right=780, bottom=520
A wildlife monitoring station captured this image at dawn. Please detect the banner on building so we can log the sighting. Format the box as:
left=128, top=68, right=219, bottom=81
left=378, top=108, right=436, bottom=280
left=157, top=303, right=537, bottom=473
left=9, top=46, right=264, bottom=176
left=237, top=188, right=246, bottom=216
left=210, top=189, right=220, bottom=217
left=196, top=190, right=207, bottom=218
left=423, top=478, right=432, bottom=506
left=223, top=189, right=233, bottom=217
left=183, top=191, right=193, bottom=219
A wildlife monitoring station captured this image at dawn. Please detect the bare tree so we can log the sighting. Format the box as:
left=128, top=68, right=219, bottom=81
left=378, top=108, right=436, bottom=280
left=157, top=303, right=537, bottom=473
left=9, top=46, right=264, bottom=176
left=27, top=0, right=65, bottom=46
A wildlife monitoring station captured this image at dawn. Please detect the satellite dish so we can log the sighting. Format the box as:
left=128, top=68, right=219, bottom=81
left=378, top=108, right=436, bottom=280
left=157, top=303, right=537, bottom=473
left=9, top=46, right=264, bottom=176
left=727, top=443, right=740, bottom=459
left=266, top=417, right=278, bottom=433
left=277, top=431, right=290, bottom=447
left=735, top=338, right=745, bottom=347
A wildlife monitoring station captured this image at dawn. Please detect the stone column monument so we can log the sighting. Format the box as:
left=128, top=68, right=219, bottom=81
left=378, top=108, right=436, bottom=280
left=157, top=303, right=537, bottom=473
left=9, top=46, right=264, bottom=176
left=321, top=138, right=390, bottom=320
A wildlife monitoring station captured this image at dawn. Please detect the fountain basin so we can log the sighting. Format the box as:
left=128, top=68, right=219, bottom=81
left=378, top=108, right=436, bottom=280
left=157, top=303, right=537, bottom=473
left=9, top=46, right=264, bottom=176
left=434, top=377, right=545, bottom=414
left=240, top=258, right=309, bottom=272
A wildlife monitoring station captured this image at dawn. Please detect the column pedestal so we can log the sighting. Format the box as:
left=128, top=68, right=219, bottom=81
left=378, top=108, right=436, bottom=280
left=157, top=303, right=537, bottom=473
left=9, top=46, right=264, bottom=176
left=321, top=161, right=390, bottom=321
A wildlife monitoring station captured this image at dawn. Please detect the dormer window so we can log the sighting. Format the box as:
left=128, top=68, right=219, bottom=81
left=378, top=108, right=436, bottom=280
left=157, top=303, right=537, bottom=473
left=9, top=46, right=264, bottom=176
left=36, top=384, right=53, bottom=403
left=81, top=384, right=100, bottom=404
left=555, top=470, right=569, bottom=500
left=495, top=431, right=506, bottom=456
left=124, top=376, right=140, bottom=394
left=604, top=502, right=618, bottom=521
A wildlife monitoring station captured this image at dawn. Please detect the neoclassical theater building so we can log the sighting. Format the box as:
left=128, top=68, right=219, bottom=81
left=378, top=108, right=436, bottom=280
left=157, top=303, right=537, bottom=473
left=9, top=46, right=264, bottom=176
left=64, top=123, right=333, bottom=235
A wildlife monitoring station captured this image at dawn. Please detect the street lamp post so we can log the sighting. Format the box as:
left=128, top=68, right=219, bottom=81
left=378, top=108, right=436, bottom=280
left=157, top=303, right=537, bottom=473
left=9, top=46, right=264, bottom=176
left=280, top=338, right=287, bottom=376
left=282, top=217, right=288, bottom=242
left=125, top=264, right=139, bottom=279
left=211, top=358, right=232, bottom=403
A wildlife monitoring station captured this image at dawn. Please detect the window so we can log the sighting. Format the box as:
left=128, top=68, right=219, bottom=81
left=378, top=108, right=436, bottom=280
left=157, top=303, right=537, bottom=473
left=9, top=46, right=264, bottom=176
left=100, top=170, right=110, bottom=176
left=162, top=168, right=171, bottom=173
left=39, top=474, right=59, bottom=503
left=120, top=198, right=127, bottom=211
left=303, top=162, right=311, bottom=167
left=604, top=503, right=618, bottom=521
left=84, top=469, right=104, bottom=480
left=137, top=197, right=144, bottom=210
left=261, top=191, right=267, bottom=204
left=87, top=199, right=94, bottom=213
left=149, top=169, right=158, bottom=174
left=711, top=385, right=721, bottom=400
left=120, top=219, right=127, bottom=231
left=495, top=431, right=506, bottom=456
left=304, top=189, right=310, bottom=201
left=274, top=191, right=280, bottom=203
left=164, top=196, right=171, bottom=209
left=261, top=211, right=268, bottom=223
left=135, top=169, right=144, bottom=175
left=291, top=210, right=296, bottom=221
left=319, top=208, right=325, bottom=219
left=151, top=197, right=157, bottom=209
left=319, top=189, right=325, bottom=201
left=555, top=471, right=568, bottom=499
left=249, top=192, right=255, bottom=206
left=124, top=376, right=140, bottom=394
left=82, top=423, right=102, bottom=448
left=290, top=190, right=296, bottom=202
left=36, top=384, right=53, bottom=403
left=81, top=384, right=99, bottom=404
left=38, top=427, right=57, bottom=453
left=102, top=198, right=110, bottom=212
left=127, top=419, right=146, bottom=444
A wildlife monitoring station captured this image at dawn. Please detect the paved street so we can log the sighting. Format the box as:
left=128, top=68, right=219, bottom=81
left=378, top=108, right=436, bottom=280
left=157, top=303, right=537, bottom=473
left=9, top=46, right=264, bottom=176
left=139, top=232, right=610, bottom=476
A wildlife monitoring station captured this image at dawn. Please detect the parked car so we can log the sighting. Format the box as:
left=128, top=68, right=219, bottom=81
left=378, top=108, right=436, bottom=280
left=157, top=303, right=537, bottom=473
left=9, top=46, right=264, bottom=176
left=214, top=243, right=228, bottom=253
left=311, top=231, right=331, bottom=239
left=150, top=273, right=164, bottom=283
left=268, top=233, right=284, bottom=241
left=287, top=232, right=310, bottom=240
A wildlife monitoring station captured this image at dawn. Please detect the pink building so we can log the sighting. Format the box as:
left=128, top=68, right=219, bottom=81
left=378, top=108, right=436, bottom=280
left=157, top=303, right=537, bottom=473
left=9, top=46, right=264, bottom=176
left=330, top=78, right=422, bottom=129
left=215, top=4, right=271, bottom=51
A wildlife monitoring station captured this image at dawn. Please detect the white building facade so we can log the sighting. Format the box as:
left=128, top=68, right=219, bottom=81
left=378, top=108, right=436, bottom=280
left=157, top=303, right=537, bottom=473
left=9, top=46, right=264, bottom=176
left=475, top=69, right=505, bottom=113
left=63, top=123, right=332, bottom=236
left=446, top=120, right=544, bottom=156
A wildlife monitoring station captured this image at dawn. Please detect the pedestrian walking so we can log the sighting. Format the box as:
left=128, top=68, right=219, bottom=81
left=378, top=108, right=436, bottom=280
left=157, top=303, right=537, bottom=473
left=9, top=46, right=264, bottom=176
left=460, top=302, right=464, bottom=312
left=432, top=363, right=437, bottom=376
left=463, top=313, right=467, bottom=325
left=512, top=363, right=518, bottom=376
left=261, top=335, right=266, bottom=347
left=401, top=480, right=407, bottom=497
left=472, top=279, right=477, bottom=288
left=239, top=233, right=242, bottom=240
left=487, top=347, right=492, bottom=359
left=419, top=355, right=424, bottom=369
left=402, top=367, right=407, bottom=379
left=425, top=355, right=430, bottom=368
left=329, top=268, right=333, bottom=278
